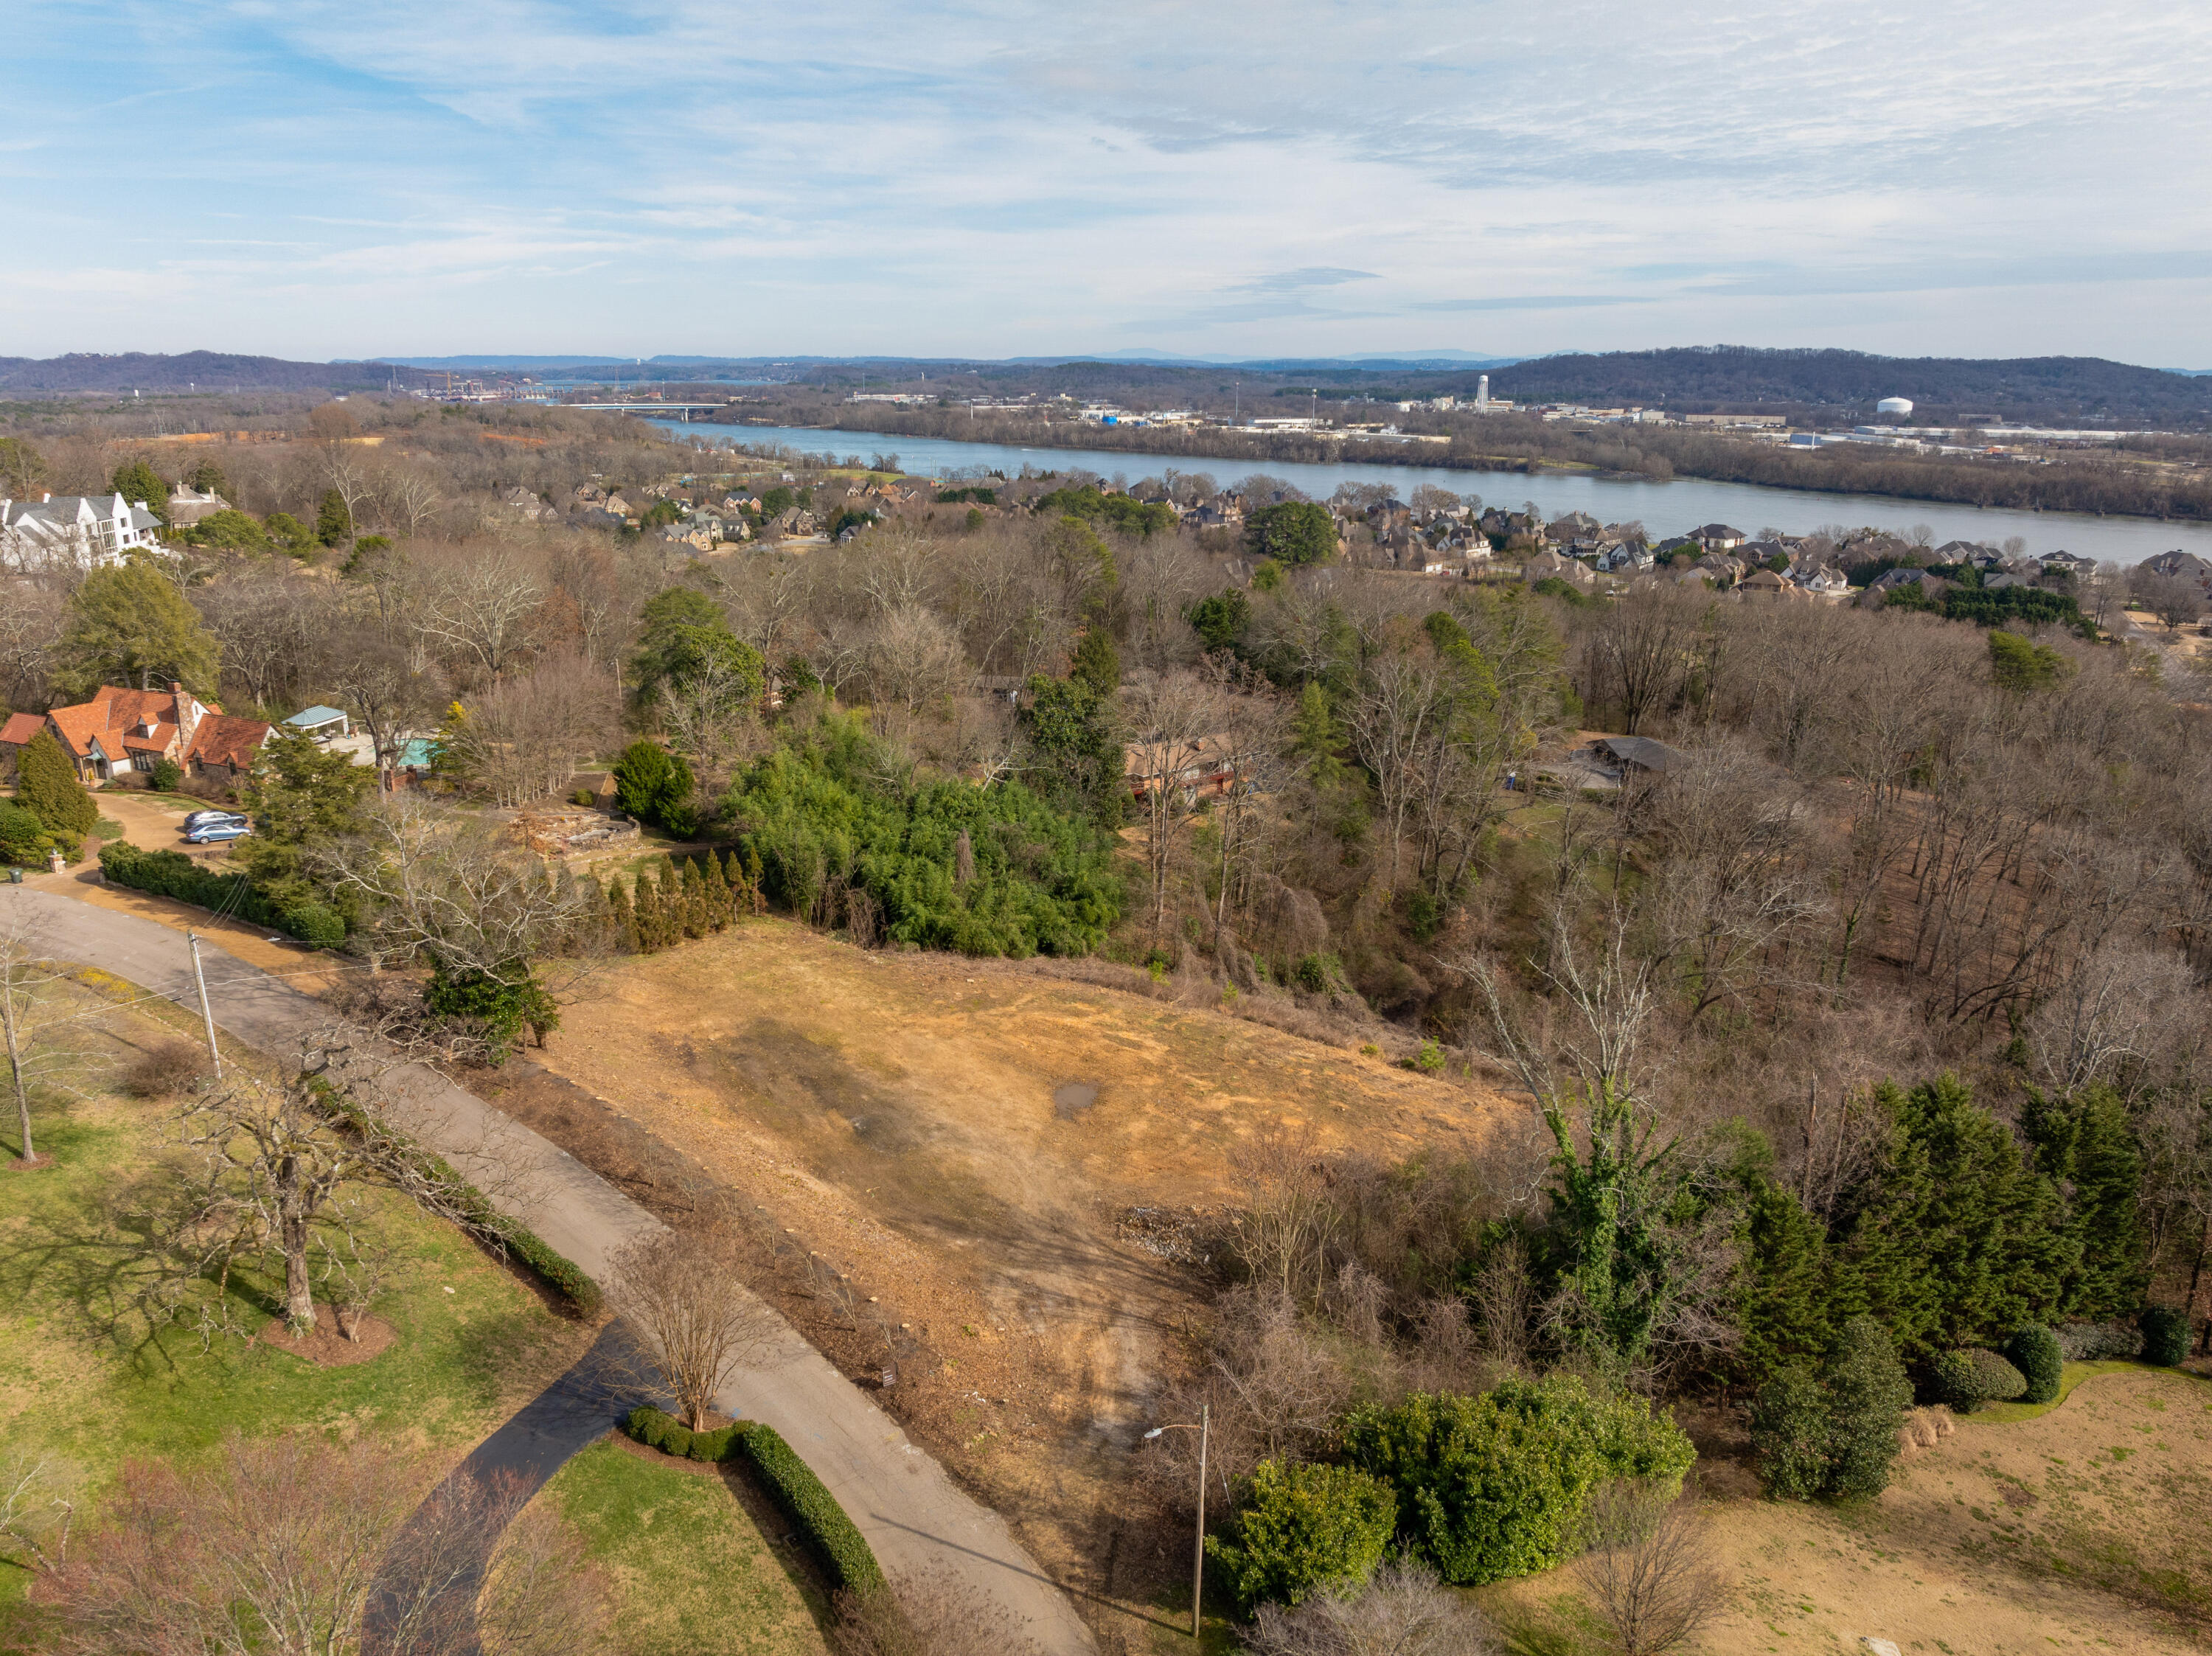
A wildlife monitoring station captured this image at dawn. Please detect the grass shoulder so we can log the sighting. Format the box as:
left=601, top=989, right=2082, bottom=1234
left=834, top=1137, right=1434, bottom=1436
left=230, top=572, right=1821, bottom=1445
left=540, top=1437, right=830, bottom=1656
left=0, top=997, right=594, bottom=1607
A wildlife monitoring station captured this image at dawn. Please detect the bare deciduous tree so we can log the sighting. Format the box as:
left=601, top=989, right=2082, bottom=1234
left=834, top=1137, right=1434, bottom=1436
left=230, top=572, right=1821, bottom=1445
left=32, top=1433, right=605, bottom=1656
left=440, top=648, right=619, bottom=808
left=1246, top=1558, right=1495, bottom=1655
left=611, top=1226, right=785, bottom=1430
left=414, top=544, right=545, bottom=683
left=1122, top=667, right=1226, bottom=938
left=1571, top=1482, right=1722, bottom=1656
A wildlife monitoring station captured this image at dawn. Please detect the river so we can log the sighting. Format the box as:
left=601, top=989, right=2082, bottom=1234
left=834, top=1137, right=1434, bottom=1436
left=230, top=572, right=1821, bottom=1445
left=644, top=420, right=2209, bottom=566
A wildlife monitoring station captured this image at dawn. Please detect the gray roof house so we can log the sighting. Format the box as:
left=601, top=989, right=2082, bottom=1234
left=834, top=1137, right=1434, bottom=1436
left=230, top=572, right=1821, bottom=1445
left=1, top=493, right=161, bottom=573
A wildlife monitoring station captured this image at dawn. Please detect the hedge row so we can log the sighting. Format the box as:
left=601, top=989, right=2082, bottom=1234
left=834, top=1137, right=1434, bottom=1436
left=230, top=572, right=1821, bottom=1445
left=308, top=1079, right=602, bottom=1318
left=98, top=840, right=344, bottom=946
left=624, top=1406, right=884, bottom=1593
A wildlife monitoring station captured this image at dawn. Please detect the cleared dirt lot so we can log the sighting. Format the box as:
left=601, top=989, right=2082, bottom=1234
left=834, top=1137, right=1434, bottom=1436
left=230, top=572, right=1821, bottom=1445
left=479, top=916, right=1510, bottom=1613
left=1489, top=1366, right=2212, bottom=1656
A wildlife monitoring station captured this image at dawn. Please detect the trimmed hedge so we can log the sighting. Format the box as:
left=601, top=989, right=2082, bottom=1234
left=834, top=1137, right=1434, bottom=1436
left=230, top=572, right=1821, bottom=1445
left=625, top=1405, right=741, bottom=1464
left=307, top=1079, right=601, bottom=1318
left=2003, top=1325, right=2063, bottom=1404
left=1929, top=1348, right=2026, bottom=1413
left=2140, top=1306, right=2192, bottom=1368
left=622, top=1407, right=883, bottom=1593
left=740, top=1422, right=886, bottom=1593
left=99, top=840, right=343, bottom=946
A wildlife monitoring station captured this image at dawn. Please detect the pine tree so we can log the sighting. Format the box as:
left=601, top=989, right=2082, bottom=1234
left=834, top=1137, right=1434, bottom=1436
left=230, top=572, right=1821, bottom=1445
left=608, top=877, right=638, bottom=953
left=15, top=730, right=99, bottom=836
left=739, top=846, right=763, bottom=911
left=703, top=852, right=732, bottom=930
left=633, top=874, right=663, bottom=953
left=655, top=863, right=683, bottom=948
left=680, top=858, right=709, bottom=940
left=1830, top=1075, right=2070, bottom=1357
left=2059, top=1087, right=2149, bottom=1318
left=316, top=488, right=354, bottom=546
left=1735, top=1179, right=1834, bottom=1382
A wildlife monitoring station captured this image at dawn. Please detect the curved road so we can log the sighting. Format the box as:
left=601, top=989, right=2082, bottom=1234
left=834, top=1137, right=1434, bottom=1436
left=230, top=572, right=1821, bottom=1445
left=6, top=886, right=1094, bottom=1656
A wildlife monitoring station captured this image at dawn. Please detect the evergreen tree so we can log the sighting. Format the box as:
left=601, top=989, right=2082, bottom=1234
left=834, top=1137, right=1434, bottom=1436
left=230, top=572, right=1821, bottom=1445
left=2053, top=1087, right=2149, bottom=1317
left=655, top=863, right=683, bottom=949
left=633, top=874, right=663, bottom=953
left=108, top=459, right=169, bottom=522
left=316, top=488, right=354, bottom=546
left=607, top=877, right=637, bottom=952
left=703, top=852, right=732, bottom=930
left=1829, top=1076, right=2070, bottom=1357
left=1820, top=1317, right=1913, bottom=1498
left=58, top=565, right=221, bottom=697
left=680, top=857, right=709, bottom=939
left=1734, top=1178, right=1833, bottom=1381
left=1069, top=627, right=1120, bottom=697
left=15, top=730, right=99, bottom=836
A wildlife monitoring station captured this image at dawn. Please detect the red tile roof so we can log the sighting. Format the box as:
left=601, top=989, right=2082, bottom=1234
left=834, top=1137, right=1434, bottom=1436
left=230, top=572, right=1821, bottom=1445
left=185, top=714, right=271, bottom=772
left=23, top=686, right=218, bottom=764
left=0, top=712, right=44, bottom=748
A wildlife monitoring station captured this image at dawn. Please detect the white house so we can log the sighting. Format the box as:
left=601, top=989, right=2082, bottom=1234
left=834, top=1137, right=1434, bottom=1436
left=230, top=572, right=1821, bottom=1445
left=1, top=493, right=161, bottom=573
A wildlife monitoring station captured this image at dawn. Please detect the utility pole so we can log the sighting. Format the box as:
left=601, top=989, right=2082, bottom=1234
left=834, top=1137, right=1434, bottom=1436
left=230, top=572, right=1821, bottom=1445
left=1144, top=1402, right=1211, bottom=1638
left=1191, top=1400, right=1208, bottom=1638
left=186, top=930, right=222, bottom=1078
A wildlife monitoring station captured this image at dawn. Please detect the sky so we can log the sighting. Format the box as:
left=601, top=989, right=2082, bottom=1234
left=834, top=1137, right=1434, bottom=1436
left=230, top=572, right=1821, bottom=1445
left=7, top=0, right=2211, bottom=366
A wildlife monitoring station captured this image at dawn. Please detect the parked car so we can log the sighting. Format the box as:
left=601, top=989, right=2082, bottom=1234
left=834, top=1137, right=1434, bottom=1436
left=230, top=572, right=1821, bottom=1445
left=184, top=821, right=251, bottom=844
left=181, top=810, right=248, bottom=832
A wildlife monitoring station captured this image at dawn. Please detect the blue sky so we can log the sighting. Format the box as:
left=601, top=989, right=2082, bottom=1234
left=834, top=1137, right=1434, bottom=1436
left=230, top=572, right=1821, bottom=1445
left=7, top=0, right=2208, bottom=364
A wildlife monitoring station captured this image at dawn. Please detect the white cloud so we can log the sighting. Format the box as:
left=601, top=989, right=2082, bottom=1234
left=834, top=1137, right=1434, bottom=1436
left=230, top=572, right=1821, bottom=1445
left=3, top=0, right=2207, bottom=360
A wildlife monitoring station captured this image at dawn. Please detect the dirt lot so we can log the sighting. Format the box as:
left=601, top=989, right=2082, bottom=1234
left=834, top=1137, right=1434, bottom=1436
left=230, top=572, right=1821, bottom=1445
left=1489, top=1365, right=2212, bottom=1656
left=475, top=915, right=1511, bottom=1626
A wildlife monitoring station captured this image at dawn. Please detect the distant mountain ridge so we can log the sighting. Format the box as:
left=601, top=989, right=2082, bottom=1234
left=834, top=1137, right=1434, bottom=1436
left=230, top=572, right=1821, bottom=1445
left=1485, top=345, right=2212, bottom=422
left=0, top=351, right=391, bottom=393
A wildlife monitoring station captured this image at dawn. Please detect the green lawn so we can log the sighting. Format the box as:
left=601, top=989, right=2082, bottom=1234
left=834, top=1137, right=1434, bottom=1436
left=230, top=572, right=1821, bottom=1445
left=1966, top=1357, right=2210, bottom=1424
left=543, top=1438, right=829, bottom=1656
left=0, top=992, right=593, bottom=1606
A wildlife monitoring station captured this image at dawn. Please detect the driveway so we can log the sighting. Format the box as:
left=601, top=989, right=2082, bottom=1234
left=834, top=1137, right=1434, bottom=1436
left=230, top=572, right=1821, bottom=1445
left=3, top=886, right=1094, bottom=1656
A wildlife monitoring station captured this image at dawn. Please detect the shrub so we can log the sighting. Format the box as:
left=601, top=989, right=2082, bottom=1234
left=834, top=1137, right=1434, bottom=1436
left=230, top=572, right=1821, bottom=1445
left=1344, top=1378, right=1694, bottom=1585
left=16, top=728, right=98, bottom=836
left=2054, top=1318, right=2143, bottom=1361
left=99, top=840, right=337, bottom=944
left=1204, top=1460, right=1397, bottom=1612
left=119, top=1038, right=211, bottom=1099
left=727, top=710, right=1120, bottom=958
left=612, top=738, right=695, bottom=833
left=2140, top=1305, right=2191, bottom=1367
left=1749, top=1366, right=1829, bottom=1502
left=739, top=1422, right=885, bottom=1593
left=1821, top=1320, right=1911, bottom=1497
left=150, top=757, right=184, bottom=792
left=0, top=801, right=59, bottom=866
left=626, top=1405, right=696, bottom=1459
left=1929, top=1348, right=2027, bottom=1413
left=2003, top=1325, right=2063, bottom=1404
left=282, top=902, right=347, bottom=947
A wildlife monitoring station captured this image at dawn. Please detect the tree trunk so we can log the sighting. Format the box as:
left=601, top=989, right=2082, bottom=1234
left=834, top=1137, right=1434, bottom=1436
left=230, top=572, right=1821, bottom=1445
left=278, top=1153, right=315, bottom=1333
left=2, top=988, right=31, bottom=1164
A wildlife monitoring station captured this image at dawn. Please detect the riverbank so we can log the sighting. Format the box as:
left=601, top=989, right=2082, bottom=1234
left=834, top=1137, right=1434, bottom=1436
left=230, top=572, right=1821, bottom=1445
left=698, top=405, right=2212, bottom=526
left=647, top=418, right=2212, bottom=566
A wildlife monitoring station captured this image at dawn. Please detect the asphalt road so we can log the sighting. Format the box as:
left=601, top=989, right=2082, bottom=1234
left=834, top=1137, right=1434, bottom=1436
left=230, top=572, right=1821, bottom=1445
left=6, top=886, right=1095, bottom=1656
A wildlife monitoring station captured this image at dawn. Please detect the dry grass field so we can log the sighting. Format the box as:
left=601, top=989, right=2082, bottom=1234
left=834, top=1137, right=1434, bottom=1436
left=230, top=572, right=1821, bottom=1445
left=1484, top=1365, right=2212, bottom=1656
left=479, top=913, right=1514, bottom=1607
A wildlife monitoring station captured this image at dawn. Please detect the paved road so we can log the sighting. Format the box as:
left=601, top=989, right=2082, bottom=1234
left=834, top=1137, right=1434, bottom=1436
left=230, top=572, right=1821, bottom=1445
left=6, top=886, right=1094, bottom=1656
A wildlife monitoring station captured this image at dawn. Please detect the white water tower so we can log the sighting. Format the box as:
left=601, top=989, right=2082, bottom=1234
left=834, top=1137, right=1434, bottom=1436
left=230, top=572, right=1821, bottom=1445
left=1877, top=396, right=1913, bottom=415
left=1477, top=375, right=1489, bottom=411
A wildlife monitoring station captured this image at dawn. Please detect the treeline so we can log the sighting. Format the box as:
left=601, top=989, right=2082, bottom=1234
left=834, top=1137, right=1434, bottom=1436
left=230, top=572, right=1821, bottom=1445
left=727, top=397, right=2212, bottom=521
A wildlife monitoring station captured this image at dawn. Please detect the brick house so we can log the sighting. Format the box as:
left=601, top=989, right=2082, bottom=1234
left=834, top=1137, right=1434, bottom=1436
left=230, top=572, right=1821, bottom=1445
left=0, top=683, right=271, bottom=785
